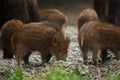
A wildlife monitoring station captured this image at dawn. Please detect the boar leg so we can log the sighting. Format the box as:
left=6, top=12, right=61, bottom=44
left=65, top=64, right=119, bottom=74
left=40, top=50, right=52, bottom=65
left=101, top=49, right=107, bottom=63
left=92, top=50, right=99, bottom=66
left=15, top=51, right=23, bottom=66
left=23, top=51, right=31, bottom=65
left=80, top=40, right=91, bottom=64
left=81, top=48, right=88, bottom=64
left=15, top=46, right=27, bottom=66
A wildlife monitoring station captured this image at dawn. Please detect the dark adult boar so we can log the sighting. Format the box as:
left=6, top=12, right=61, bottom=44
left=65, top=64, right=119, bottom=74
left=93, top=0, right=107, bottom=22
left=39, top=9, right=68, bottom=29
left=107, top=0, right=120, bottom=26
left=12, top=22, right=70, bottom=65
left=0, top=0, right=40, bottom=28
left=1, top=20, right=23, bottom=58
left=78, top=21, right=120, bottom=66
left=93, top=0, right=120, bottom=26
left=77, top=8, right=99, bottom=30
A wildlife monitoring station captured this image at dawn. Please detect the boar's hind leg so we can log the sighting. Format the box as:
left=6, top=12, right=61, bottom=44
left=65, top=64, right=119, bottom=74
left=92, top=49, right=99, bottom=66
left=23, top=51, right=31, bottom=65
left=15, top=46, right=27, bottom=66
left=101, top=49, right=107, bottom=63
left=81, top=48, right=88, bottom=65
left=40, top=50, right=52, bottom=65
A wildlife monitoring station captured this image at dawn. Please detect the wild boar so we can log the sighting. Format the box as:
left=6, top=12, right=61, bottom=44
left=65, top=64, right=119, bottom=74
left=77, top=8, right=99, bottom=30
left=39, top=9, right=68, bottom=29
left=0, top=0, right=40, bottom=28
left=93, top=0, right=107, bottom=22
left=93, top=0, right=120, bottom=26
left=78, top=21, right=120, bottom=66
left=12, top=22, right=70, bottom=65
left=1, top=19, right=23, bottom=58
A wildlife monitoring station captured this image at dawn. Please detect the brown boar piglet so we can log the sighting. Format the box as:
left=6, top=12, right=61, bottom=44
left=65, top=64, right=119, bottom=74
left=1, top=19, right=23, bottom=58
left=12, top=22, right=70, bottom=65
left=41, top=21, right=62, bottom=33
left=77, top=8, right=99, bottom=30
left=39, top=9, right=68, bottom=29
left=78, top=21, right=120, bottom=66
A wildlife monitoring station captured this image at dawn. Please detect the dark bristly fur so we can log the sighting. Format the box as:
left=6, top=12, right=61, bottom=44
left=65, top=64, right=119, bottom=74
left=0, top=0, right=40, bottom=28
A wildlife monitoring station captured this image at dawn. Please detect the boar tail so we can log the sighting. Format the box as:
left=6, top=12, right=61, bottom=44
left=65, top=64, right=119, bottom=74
left=81, top=36, right=84, bottom=47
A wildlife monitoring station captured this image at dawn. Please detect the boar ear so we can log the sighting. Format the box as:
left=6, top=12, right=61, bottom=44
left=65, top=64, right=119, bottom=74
left=53, top=35, right=59, bottom=46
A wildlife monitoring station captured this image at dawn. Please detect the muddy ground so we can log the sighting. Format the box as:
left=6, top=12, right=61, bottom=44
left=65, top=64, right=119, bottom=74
left=0, top=0, right=120, bottom=80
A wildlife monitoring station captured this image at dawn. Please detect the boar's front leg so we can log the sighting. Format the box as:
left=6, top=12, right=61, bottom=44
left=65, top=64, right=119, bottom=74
left=15, top=45, right=28, bottom=66
left=23, top=51, right=32, bottom=65
left=15, top=49, right=24, bottom=66
left=92, top=49, right=99, bottom=66
left=40, top=50, right=52, bottom=65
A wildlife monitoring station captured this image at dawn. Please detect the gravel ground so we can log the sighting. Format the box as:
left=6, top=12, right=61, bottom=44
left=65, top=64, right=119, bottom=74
left=0, top=26, right=120, bottom=80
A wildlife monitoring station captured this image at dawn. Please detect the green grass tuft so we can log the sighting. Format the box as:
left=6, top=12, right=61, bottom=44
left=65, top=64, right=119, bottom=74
left=8, top=68, right=38, bottom=80
left=43, top=65, right=84, bottom=80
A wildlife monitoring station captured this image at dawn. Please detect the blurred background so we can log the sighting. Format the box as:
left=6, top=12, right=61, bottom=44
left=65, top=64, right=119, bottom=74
left=1, top=0, right=120, bottom=27
left=38, top=0, right=120, bottom=27
left=38, top=0, right=93, bottom=26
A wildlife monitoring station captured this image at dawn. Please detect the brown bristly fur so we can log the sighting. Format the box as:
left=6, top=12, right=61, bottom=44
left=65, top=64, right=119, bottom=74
left=39, top=9, right=68, bottom=29
left=1, top=19, right=23, bottom=58
left=12, top=22, right=70, bottom=65
left=78, top=21, right=120, bottom=66
left=77, top=8, right=99, bottom=30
